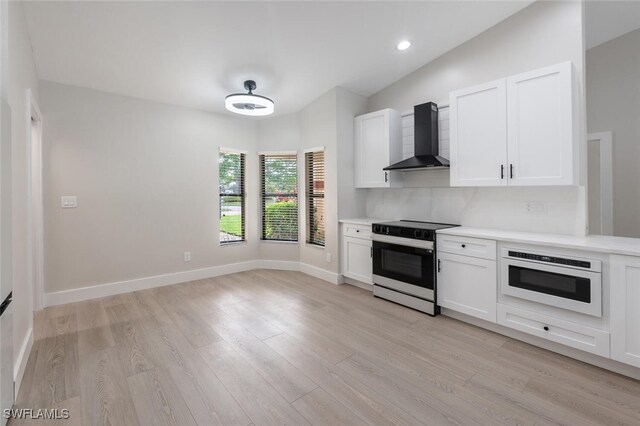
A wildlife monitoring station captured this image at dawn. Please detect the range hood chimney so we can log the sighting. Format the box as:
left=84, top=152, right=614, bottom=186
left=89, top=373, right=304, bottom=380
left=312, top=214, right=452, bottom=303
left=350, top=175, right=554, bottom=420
left=383, top=102, right=449, bottom=171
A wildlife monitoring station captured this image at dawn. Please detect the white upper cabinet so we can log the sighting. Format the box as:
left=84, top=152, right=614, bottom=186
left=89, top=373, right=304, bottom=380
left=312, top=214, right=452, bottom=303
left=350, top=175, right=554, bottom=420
left=354, top=109, right=402, bottom=188
left=507, top=62, right=577, bottom=186
left=449, top=61, right=577, bottom=187
left=449, top=79, right=508, bottom=187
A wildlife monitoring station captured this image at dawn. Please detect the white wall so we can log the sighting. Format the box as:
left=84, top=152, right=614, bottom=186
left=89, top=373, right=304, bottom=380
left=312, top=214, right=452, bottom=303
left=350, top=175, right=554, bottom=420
left=255, top=87, right=367, bottom=275
left=40, top=81, right=259, bottom=294
left=298, top=88, right=338, bottom=274
left=366, top=0, right=587, bottom=236
left=7, top=1, right=40, bottom=389
left=40, top=82, right=363, bottom=297
left=586, top=28, right=640, bottom=238
left=336, top=88, right=368, bottom=220
left=256, top=113, right=301, bottom=263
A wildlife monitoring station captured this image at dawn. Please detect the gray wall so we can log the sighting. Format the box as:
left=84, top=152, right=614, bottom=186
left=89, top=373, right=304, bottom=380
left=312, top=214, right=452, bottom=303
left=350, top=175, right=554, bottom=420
left=298, top=88, right=339, bottom=273
left=41, top=82, right=365, bottom=294
left=256, top=113, right=301, bottom=263
left=365, top=0, right=587, bottom=235
left=7, top=1, right=40, bottom=377
left=586, top=28, right=640, bottom=237
left=41, top=81, right=259, bottom=293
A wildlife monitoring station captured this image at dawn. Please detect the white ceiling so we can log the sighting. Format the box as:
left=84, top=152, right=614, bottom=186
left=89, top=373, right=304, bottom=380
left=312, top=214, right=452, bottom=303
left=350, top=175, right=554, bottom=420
left=585, top=1, right=640, bottom=49
left=23, top=1, right=533, bottom=116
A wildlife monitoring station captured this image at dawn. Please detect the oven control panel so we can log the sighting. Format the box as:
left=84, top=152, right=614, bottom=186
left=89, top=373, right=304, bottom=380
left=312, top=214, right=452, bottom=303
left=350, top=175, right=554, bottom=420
left=507, top=251, right=591, bottom=269
left=372, top=225, right=434, bottom=241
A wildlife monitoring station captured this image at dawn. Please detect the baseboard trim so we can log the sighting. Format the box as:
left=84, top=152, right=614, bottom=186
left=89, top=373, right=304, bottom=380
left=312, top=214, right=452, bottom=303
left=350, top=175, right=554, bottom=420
left=343, top=276, right=373, bottom=292
left=14, top=327, right=33, bottom=397
left=256, top=260, right=300, bottom=271
left=299, top=262, right=342, bottom=284
left=44, top=260, right=338, bottom=307
left=44, top=261, right=258, bottom=307
left=442, top=308, right=640, bottom=380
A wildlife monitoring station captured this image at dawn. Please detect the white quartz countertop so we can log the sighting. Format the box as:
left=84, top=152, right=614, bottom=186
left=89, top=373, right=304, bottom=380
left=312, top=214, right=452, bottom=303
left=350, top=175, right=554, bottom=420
left=339, top=218, right=387, bottom=226
left=436, top=227, right=640, bottom=257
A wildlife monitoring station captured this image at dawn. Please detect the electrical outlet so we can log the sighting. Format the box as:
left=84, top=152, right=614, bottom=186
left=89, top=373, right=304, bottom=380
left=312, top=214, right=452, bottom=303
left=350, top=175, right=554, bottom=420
left=184, top=252, right=191, bottom=262
left=325, top=252, right=332, bottom=263
left=525, top=201, right=547, bottom=215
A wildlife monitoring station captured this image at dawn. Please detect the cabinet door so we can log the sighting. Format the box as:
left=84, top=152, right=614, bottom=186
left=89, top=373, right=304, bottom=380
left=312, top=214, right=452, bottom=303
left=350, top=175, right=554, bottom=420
left=507, top=62, right=576, bottom=186
left=610, top=255, right=640, bottom=367
left=354, top=109, right=401, bottom=188
left=437, top=252, right=497, bottom=322
left=342, top=236, right=372, bottom=284
left=449, top=79, right=508, bottom=187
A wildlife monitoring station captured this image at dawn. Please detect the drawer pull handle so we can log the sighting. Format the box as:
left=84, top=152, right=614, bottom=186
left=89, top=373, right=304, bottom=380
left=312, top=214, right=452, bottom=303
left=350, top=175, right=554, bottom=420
left=461, top=244, right=466, bottom=248
left=356, top=230, right=360, bottom=233
left=543, top=326, right=549, bottom=331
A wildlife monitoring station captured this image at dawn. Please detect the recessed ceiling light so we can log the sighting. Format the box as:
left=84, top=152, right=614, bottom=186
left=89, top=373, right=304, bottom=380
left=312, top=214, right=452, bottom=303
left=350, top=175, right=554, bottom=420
left=225, top=80, right=274, bottom=116
left=397, top=40, right=411, bottom=51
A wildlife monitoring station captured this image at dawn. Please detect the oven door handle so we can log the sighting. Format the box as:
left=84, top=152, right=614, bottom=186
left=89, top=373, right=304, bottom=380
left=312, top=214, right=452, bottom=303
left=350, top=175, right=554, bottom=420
left=372, top=234, right=434, bottom=250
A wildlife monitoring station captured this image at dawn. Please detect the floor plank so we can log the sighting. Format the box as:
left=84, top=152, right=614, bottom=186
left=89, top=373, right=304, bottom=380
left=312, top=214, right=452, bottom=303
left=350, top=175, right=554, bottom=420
left=203, top=311, right=317, bottom=402
left=292, top=387, right=367, bottom=426
left=78, top=346, right=139, bottom=426
left=198, top=340, right=311, bottom=426
left=76, top=300, right=115, bottom=356
left=15, top=270, right=640, bottom=426
left=127, top=366, right=197, bottom=426
left=264, top=333, right=424, bottom=426
left=30, top=315, right=79, bottom=408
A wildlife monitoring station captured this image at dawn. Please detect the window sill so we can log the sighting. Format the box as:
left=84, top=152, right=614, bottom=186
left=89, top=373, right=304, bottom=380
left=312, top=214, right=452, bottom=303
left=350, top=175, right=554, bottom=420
left=260, top=240, right=299, bottom=245
left=220, top=240, right=247, bottom=247
left=305, top=242, right=325, bottom=250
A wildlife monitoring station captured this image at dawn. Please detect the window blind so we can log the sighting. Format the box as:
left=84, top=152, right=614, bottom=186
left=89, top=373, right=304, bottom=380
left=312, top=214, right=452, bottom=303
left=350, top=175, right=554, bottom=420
left=219, top=150, right=246, bottom=243
left=260, top=153, right=298, bottom=242
left=305, top=150, right=325, bottom=246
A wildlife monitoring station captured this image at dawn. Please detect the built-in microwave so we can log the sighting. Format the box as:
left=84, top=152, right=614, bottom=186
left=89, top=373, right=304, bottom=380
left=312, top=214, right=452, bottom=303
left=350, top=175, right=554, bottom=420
left=501, top=248, right=602, bottom=317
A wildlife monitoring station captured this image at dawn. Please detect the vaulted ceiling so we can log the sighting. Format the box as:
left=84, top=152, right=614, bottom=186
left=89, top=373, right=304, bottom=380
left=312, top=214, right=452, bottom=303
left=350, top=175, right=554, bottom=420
left=585, top=0, right=640, bottom=49
left=24, top=1, right=533, bottom=116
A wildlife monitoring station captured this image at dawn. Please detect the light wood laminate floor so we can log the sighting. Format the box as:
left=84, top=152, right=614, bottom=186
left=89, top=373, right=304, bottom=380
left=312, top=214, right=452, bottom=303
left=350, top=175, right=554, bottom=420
left=12, top=270, right=640, bottom=425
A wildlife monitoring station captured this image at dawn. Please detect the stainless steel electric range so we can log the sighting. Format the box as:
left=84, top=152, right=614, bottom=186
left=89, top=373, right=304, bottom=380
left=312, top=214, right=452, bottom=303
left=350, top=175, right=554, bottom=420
left=371, top=220, right=459, bottom=316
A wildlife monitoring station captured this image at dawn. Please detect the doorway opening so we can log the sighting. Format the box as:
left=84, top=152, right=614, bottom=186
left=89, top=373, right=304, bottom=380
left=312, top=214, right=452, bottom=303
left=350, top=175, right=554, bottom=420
left=27, top=91, right=44, bottom=311
left=587, top=131, right=613, bottom=236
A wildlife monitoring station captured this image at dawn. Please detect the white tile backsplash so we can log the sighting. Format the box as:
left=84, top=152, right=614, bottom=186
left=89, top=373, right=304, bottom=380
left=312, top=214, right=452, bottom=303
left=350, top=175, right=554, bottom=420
left=366, top=186, right=585, bottom=236
left=401, top=107, right=450, bottom=160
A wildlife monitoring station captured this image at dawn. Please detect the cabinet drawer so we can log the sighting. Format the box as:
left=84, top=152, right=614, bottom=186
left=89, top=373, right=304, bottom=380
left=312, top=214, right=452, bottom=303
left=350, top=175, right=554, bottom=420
left=343, top=223, right=372, bottom=240
left=497, top=304, right=610, bottom=358
left=437, top=235, right=496, bottom=260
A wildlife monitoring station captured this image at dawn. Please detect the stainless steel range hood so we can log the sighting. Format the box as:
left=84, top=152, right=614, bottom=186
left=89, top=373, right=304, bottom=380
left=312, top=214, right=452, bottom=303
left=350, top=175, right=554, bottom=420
left=384, top=102, right=449, bottom=171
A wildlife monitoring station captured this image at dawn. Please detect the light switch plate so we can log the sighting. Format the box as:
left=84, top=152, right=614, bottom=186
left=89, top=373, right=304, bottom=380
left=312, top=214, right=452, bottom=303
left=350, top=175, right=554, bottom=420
left=61, top=196, right=77, bottom=209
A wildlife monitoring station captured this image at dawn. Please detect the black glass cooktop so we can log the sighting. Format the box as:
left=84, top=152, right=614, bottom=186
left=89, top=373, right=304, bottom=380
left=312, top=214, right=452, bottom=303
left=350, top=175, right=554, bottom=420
left=373, top=220, right=459, bottom=231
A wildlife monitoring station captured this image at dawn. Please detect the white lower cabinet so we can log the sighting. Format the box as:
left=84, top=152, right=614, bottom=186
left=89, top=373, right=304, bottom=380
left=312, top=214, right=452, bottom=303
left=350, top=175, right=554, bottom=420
left=436, top=234, right=498, bottom=322
left=437, top=246, right=497, bottom=323
left=610, top=255, right=640, bottom=367
left=341, top=223, right=372, bottom=285
left=497, top=304, right=610, bottom=358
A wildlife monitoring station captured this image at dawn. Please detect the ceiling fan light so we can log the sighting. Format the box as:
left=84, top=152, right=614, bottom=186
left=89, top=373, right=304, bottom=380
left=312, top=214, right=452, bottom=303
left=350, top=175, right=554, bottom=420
left=225, top=81, right=274, bottom=116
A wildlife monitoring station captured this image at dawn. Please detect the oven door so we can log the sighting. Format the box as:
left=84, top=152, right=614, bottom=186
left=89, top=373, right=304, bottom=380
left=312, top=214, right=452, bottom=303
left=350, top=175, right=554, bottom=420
left=501, top=258, right=602, bottom=317
left=372, top=234, right=435, bottom=300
